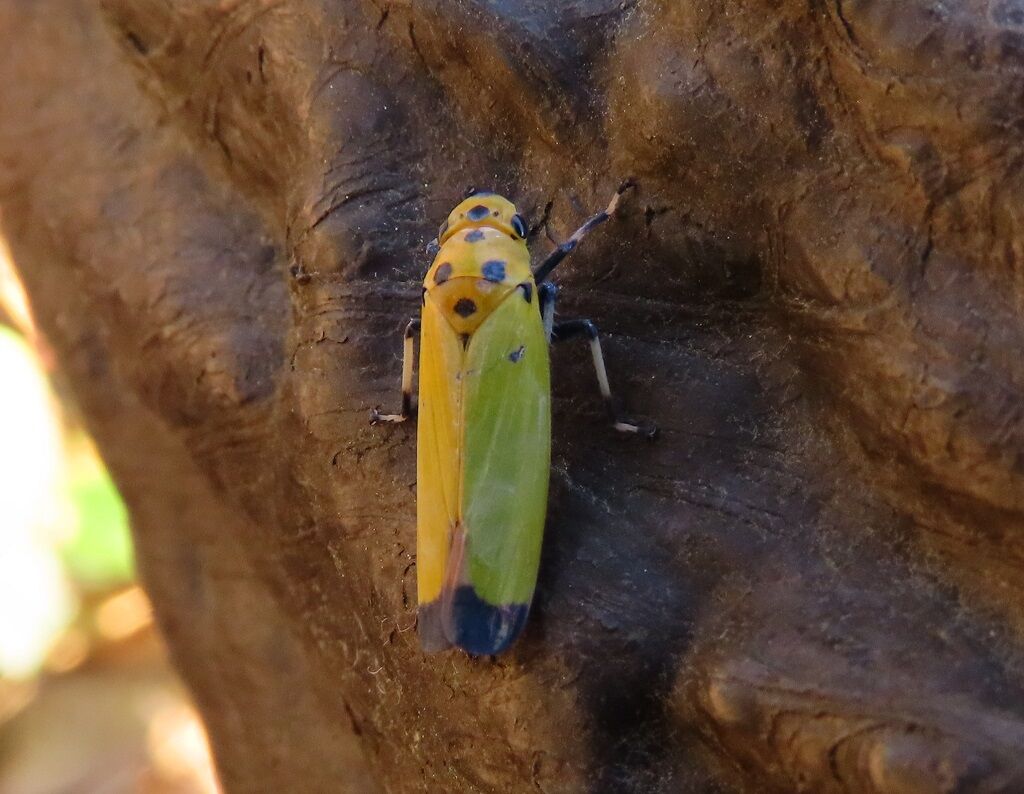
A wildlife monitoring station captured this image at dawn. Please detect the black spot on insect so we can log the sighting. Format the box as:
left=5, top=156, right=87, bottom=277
left=467, top=205, right=490, bottom=221
left=434, top=262, right=453, bottom=284
left=511, top=214, right=527, bottom=238
left=454, top=298, right=477, bottom=318
left=518, top=282, right=533, bottom=303
left=508, top=345, right=525, bottom=363
left=465, top=229, right=485, bottom=243
left=460, top=334, right=470, bottom=349
left=482, top=260, right=506, bottom=282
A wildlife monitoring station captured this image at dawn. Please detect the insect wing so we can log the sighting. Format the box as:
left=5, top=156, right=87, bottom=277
left=441, top=290, right=551, bottom=654
left=416, top=296, right=464, bottom=651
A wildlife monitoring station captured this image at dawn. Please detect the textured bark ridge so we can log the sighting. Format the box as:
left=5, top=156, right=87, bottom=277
left=2, top=1, right=1024, bottom=791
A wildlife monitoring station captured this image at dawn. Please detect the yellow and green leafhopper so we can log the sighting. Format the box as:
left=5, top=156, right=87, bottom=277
left=373, top=182, right=654, bottom=654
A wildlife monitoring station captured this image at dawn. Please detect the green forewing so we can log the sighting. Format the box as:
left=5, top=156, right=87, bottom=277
left=461, top=290, right=551, bottom=606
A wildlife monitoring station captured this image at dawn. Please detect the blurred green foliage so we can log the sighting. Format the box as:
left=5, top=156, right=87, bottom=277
left=0, top=323, right=134, bottom=677
left=63, top=458, right=134, bottom=591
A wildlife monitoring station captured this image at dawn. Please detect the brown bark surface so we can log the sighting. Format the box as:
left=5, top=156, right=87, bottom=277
left=3, top=0, right=1024, bottom=791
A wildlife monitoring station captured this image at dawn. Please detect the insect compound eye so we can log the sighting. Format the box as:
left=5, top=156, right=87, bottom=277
left=511, top=214, right=527, bottom=239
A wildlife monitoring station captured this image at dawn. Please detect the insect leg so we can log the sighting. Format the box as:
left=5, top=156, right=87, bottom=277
left=538, top=282, right=558, bottom=342
left=551, top=319, right=657, bottom=438
left=533, top=179, right=635, bottom=284
left=370, top=318, right=420, bottom=424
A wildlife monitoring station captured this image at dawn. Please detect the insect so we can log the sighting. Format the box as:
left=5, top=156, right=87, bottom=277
left=372, top=182, right=654, bottom=655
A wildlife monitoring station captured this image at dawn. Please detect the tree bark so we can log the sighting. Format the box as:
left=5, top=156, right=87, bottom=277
left=2, top=0, right=1024, bottom=791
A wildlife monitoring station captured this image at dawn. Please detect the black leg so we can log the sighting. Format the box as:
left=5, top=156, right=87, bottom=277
left=370, top=318, right=420, bottom=423
left=533, top=180, right=635, bottom=284
left=551, top=319, right=657, bottom=438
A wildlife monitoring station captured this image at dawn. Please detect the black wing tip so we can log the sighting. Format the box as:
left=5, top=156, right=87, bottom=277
left=443, top=585, right=530, bottom=656
left=418, top=600, right=452, bottom=652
